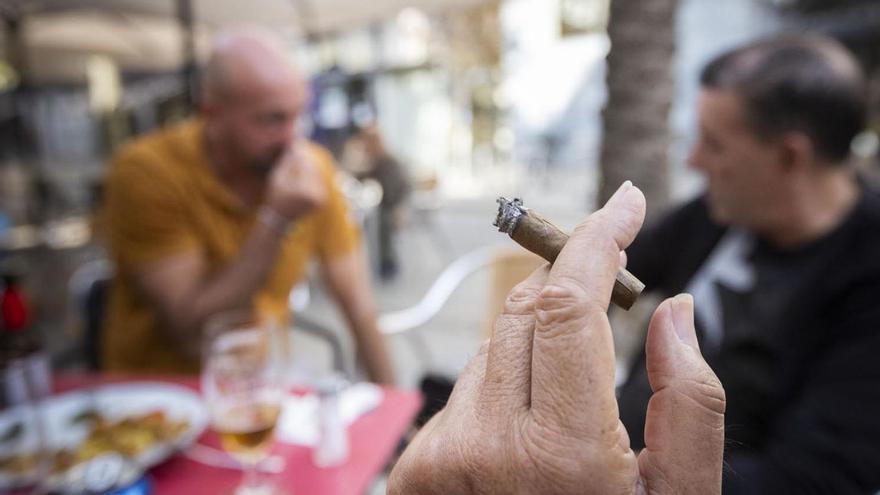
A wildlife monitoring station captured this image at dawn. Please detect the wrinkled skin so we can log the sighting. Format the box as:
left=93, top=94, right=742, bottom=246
left=389, top=183, right=726, bottom=495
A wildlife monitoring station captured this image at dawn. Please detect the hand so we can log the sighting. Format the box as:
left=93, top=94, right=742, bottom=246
left=388, top=182, right=726, bottom=495
left=265, top=142, right=327, bottom=221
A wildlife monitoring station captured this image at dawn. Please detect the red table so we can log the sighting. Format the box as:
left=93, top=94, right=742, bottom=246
left=54, top=374, right=422, bottom=495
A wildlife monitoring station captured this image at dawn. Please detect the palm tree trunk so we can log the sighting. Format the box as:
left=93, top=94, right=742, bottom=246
left=597, top=0, right=678, bottom=219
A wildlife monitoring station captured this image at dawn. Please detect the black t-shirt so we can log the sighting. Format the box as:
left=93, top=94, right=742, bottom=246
left=619, top=189, right=880, bottom=494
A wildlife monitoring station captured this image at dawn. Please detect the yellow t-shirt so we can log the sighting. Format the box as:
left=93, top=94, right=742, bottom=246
left=102, top=119, right=360, bottom=374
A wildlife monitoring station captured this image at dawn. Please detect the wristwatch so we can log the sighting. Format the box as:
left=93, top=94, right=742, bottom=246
left=257, top=206, right=294, bottom=237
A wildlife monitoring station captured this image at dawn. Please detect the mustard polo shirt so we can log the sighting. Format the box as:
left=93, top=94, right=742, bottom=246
left=102, top=119, right=360, bottom=374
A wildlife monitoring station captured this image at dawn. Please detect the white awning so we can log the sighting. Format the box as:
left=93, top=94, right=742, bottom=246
left=1, top=0, right=491, bottom=83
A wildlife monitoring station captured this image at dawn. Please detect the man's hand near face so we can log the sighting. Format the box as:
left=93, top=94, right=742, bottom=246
left=127, top=140, right=329, bottom=356
left=265, top=140, right=395, bottom=385
left=265, top=141, right=328, bottom=222
left=388, top=183, right=726, bottom=494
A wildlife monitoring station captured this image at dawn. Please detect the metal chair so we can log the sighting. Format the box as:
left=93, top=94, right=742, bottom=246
left=377, top=245, right=543, bottom=374
left=68, top=259, right=113, bottom=370
left=288, top=281, right=353, bottom=378
left=287, top=245, right=538, bottom=380
left=68, top=260, right=352, bottom=374
left=69, top=245, right=538, bottom=378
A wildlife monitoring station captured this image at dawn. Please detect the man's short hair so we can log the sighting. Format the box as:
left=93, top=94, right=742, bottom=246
left=700, top=35, right=867, bottom=163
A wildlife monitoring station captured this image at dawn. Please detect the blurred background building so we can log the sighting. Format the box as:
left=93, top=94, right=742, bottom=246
left=1, top=0, right=878, bottom=386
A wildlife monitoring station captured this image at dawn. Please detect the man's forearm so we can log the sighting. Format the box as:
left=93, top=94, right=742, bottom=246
left=323, top=251, right=396, bottom=385
left=172, top=219, right=286, bottom=341
left=336, top=281, right=395, bottom=384
left=349, top=313, right=396, bottom=385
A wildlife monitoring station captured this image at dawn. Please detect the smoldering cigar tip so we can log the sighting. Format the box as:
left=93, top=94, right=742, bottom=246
left=494, top=197, right=525, bottom=234
left=491, top=196, right=645, bottom=310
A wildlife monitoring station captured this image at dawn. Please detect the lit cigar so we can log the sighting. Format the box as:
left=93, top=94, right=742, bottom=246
left=494, top=197, right=645, bottom=310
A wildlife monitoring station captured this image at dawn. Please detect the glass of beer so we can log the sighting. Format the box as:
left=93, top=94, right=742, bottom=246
left=202, top=310, right=285, bottom=494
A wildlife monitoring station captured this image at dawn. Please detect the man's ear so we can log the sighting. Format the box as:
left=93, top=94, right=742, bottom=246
left=777, top=132, right=815, bottom=175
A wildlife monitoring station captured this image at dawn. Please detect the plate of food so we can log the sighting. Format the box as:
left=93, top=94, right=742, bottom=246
left=0, top=382, right=209, bottom=491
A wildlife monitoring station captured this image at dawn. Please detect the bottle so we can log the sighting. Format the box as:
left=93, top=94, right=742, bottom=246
left=1, top=273, right=36, bottom=358
left=0, top=272, right=51, bottom=399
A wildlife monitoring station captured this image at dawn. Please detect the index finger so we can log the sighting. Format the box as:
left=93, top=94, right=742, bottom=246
left=276, top=142, right=318, bottom=181
left=549, top=181, right=645, bottom=309
left=529, top=181, right=646, bottom=431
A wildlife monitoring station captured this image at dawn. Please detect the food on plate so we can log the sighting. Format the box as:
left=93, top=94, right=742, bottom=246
left=0, top=410, right=190, bottom=477
left=0, top=451, right=39, bottom=474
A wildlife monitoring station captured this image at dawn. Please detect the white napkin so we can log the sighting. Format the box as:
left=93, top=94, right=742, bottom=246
left=275, top=382, right=383, bottom=446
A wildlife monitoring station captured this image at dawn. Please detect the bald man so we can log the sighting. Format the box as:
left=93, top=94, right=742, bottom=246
left=101, top=30, right=395, bottom=384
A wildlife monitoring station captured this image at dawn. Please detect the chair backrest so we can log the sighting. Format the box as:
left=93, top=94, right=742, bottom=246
left=288, top=281, right=353, bottom=379
left=68, top=259, right=113, bottom=370
left=394, top=247, right=541, bottom=425
left=283, top=246, right=543, bottom=383
left=378, top=245, right=504, bottom=335
left=378, top=245, right=543, bottom=337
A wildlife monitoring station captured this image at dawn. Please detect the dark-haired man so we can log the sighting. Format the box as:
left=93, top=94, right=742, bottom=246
left=618, top=35, right=880, bottom=493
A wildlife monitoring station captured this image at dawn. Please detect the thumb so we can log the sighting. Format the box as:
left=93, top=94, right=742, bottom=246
left=637, top=294, right=726, bottom=495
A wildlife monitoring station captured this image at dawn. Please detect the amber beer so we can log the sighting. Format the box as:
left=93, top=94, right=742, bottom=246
left=215, top=403, right=282, bottom=461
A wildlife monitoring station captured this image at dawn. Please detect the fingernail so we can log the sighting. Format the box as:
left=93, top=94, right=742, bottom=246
left=671, top=293, right=699, bottom=349
left=608, top=180, right=633, bottom=203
